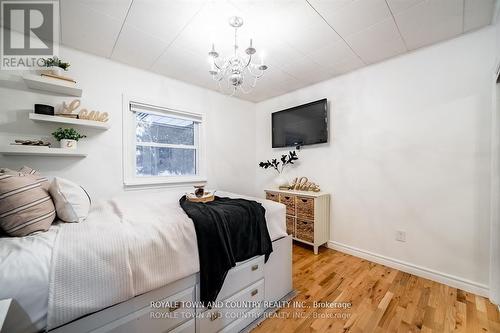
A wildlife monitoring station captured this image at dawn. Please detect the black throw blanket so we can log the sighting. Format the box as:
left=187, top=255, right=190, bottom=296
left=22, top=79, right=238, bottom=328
left=179, top=196, right=273, bottom=304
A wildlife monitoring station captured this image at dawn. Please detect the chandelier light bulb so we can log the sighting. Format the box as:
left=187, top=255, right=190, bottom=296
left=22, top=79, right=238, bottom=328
left=208, top=43, right=219, bottom=58
left=245, top=38, right=256, bottom=55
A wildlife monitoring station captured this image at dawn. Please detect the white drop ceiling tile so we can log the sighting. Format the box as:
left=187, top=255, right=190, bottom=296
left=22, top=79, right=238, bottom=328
left=280, top=78, right=309, bottom=92
left=62, top=0, right=132, bottom=20
left=307, top=0, right=354, bottom=13
left=283, top=20, right=343, bottom=54
left=345, top=18, right=406, bottom=64
left=394, top=0, right=463, bottom=50
left=385, top=0, right=424, bottom=14
left=285, top=1, right=328, bottom=27
left=463, top=0, right=495, bottom=32
left=174, top=0, right=242, bottom=56
left=312, top=0, right=392, bottom=37
left=327, top=55, right=364, bottom=76
left=280, top=58, right=328, bottom=83
left=111, top=24, right=169, bottom=69
left=124, top=0, right=203, bottom=43
left=265, top=41, right=309, bottom=66
left=235, top=1, right=323, bottom=40
left=302, top=67, right=338, bottom=84
left=152, top=46, right=203, bottom=77
left=246, top=84, right=287, bottom=101
left=61, top=1, right=124, bottom=57
left=306, top=39, right=357, bottom=67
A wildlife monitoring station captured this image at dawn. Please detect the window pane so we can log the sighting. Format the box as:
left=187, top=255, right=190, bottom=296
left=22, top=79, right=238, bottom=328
left=136, top=112, right=194, bottom=145
left=136, top=146, right=196, bottom=176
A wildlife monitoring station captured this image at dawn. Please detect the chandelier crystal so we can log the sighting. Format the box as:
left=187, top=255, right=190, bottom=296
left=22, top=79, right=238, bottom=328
left=208, top=16, right=268, bottom=96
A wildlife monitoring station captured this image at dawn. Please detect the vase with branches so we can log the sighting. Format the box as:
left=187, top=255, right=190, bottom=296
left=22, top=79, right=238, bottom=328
left=259, top=151, right=298, bottom=188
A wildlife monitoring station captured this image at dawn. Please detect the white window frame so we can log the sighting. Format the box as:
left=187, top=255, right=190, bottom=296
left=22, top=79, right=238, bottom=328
left=122, top=95, right=206, bottom=187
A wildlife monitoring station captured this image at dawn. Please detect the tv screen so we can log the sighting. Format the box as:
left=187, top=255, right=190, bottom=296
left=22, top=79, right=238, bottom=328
left=272, top=99, right=328, bottom=148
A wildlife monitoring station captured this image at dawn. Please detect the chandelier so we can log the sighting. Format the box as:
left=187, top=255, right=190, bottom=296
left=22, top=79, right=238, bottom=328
left=208, top=16, right=268, bottom=96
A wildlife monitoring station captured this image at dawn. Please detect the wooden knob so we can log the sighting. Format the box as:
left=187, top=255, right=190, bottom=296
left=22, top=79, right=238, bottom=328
left=210, top=311, right=221, bottom=321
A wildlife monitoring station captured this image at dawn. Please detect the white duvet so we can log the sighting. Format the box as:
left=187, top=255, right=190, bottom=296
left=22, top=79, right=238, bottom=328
left=0, top=190, right=286, bottom=332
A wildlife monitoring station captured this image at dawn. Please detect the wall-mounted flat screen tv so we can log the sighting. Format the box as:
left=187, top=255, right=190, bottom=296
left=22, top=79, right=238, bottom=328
left=272, top=98, right=328, bottom=148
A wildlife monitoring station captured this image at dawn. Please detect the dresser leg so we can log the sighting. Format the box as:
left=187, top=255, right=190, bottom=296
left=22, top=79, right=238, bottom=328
left=314, top=245, right=318, bottom=255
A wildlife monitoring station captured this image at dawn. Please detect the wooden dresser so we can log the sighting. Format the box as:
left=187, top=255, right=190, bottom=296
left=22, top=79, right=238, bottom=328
left=265, top=189, right=330, bottom=254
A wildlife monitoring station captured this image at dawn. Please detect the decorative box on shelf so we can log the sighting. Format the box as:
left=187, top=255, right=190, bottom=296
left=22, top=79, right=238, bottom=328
left=264, top=189, right=330, bottom=254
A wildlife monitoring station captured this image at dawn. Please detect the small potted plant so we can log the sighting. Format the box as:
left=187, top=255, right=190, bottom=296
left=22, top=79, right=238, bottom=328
left=52, top=128, right=86, bottom=149
left=41, top=56, right=70, bottom=76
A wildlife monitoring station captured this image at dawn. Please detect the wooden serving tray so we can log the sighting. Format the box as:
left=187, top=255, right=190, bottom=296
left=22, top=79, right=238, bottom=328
left=186, top=193, right=214, bottom=203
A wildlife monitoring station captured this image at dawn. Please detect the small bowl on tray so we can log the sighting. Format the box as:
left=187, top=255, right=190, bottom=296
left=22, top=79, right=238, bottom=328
left=186, top=191, right=215, bottom=203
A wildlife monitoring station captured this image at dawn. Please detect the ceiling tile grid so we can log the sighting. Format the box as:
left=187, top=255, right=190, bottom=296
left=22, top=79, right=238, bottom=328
left=59, top=0, right=497, bottom=102
left=344, top=17, right=407, bottom=64
left=60, top=0, right=132, bottom=58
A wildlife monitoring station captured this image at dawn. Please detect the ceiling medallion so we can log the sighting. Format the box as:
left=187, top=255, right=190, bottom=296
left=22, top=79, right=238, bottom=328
left=208, top=16, right=268, bottom=96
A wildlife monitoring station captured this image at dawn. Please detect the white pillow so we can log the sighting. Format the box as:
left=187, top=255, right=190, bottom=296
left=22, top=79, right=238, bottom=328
left=49, top=177, right=91, bottom=223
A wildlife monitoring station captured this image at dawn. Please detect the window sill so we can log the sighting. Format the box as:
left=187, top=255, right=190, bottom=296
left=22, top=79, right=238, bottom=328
left=123, top=176, right=207, bottom=188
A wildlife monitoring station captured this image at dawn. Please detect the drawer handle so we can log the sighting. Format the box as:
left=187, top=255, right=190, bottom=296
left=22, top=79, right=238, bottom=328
left=169, top=303, right=181, bottom=312
left=251, top=289, right=258, bottom=297
left=209, top=311, right=221, bottom=321
left=301, top=199, right=308, bottom=203
left=251, top=264, right=259, bottom=271
left=284, top=196, right=290, bottom=200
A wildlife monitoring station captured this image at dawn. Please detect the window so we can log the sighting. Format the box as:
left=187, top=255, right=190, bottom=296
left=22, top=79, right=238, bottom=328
left=123, top=99, right=205, bottom=186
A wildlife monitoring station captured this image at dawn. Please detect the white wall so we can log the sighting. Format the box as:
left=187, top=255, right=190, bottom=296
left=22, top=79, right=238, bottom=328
left=255, top=27, right=497, bottom=293
left=0, top=46, right=256, bottom=200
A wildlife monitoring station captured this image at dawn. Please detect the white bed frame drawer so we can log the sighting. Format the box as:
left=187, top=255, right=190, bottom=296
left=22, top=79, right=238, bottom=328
left=45, top=236, right=292, bottom=333
left=217, top=256, right=264, bottom=301
left=93, top=286, right=195, bottom=333
left=170, top=319, right=195, bottom=333
left=198, top=279, right=264, bottom=333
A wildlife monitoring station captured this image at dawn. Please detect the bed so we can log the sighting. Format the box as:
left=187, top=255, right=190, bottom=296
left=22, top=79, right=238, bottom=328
left=0, top=190, right=292, bottom=333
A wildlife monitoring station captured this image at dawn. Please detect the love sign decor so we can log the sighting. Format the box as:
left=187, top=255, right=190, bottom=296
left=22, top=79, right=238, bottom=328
left=290, top=177, right=321, bottom=192
left=58, top=99, right=109, bottom=122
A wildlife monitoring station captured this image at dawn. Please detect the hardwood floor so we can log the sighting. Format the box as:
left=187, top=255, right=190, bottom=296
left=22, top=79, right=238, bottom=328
left=252, top=243, right=500, bottom=333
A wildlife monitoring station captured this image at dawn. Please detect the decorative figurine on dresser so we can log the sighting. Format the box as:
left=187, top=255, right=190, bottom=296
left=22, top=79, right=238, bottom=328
left=264, top=182, right=330, bottom=255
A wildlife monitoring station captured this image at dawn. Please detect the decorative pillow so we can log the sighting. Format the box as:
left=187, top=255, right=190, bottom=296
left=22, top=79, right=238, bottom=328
left=18, top=166, right=50, bottom=190
left=0, top=166, right=50, bottom=189
left=0, top=173, right=56, bottom=237
left=49, top=177, right=91, bottom=223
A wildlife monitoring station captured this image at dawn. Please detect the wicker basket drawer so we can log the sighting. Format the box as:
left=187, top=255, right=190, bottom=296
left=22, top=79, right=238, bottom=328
left=279, top=194, right=296, bottom=215
left=296, top=219, right=314, bottom=243
left=297, top=196, right=314, bottom=220
left=286, top=215, right=295, bottom=236
left=265, top=191, right=279, bottom=202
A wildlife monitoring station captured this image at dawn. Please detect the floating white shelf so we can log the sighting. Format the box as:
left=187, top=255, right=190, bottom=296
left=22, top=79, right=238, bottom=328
left=29, top=113, right=110, bottom=130
left=23, top=74, right=82, bottom=97
left=0, top=145, right=87, bottom=157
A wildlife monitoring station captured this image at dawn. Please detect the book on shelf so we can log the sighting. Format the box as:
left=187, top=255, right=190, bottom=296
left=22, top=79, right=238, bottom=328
left=40, top=73, right=77, bottom=84
left=55, top=113, right=78, bottom=118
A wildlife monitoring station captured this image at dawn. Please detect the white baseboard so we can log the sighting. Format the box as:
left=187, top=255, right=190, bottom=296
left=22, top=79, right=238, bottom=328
left=327, top=241, right=489, bottom=297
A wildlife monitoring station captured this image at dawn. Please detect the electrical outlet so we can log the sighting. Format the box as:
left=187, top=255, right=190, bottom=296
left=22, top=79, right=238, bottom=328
left=396, top=230, right=406, bottom=242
